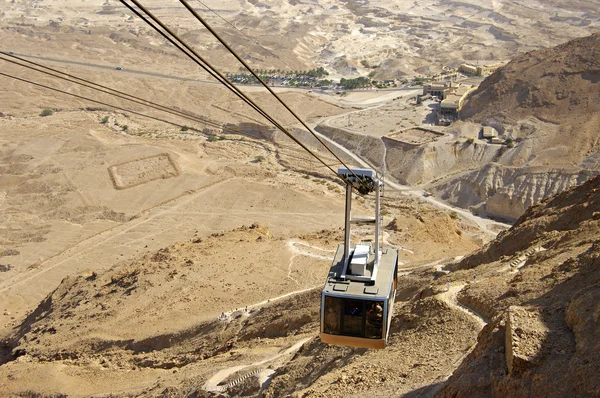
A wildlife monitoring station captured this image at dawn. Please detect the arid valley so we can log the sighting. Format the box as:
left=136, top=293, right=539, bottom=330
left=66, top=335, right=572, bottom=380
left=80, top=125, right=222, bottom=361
left=0, top=0, right=599, bottom=397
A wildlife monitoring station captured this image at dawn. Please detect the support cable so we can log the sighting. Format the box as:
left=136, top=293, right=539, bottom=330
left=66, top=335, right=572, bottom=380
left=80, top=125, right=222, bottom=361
left=120, top=0, right=343, bottom=179
left=177, top=0, right=367, bottom=188
left=0, top=71, right=195, bottom=128
left=0, top=52, right=231, bottom=132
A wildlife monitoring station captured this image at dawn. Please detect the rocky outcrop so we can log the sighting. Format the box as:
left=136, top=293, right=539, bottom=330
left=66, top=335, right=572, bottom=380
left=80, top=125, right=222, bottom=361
left=437, top=175, right=600, bottom=398
left=383, top=137, right=501, bottom=185
left=314, top=124, right=385, bottom=169
left=461, top=33, right=600, bottom=125
left=505, top=306, right=548, bottom=375
left=435, top=163, right=596, bottom=221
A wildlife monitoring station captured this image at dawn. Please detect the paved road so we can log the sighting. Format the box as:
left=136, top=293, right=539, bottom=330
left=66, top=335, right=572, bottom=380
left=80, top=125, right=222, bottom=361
left=311, top=103, right=511, bottom=237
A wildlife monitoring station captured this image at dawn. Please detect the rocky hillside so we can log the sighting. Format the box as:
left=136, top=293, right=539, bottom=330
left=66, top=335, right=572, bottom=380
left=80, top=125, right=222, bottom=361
left=460, top=32, right=600, bottom=125
left=428, top=33, right=600, bottom=221
left=438, top=175, right=600, bottom=397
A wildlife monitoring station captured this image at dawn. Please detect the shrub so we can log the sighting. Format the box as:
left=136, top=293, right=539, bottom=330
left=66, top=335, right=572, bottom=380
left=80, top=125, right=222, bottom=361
left=100, top=116, right=109, bottom=124
left=40, top=109, right=54, bottom=117
left=466, top=138, right=474, bottom=145
left=121, top=125, right=128, bottom=131
left=505, top=138, right=515, bottom=148
left=180, top=125, right=189, bottom=132
left=450, top=212, right=459, bottom=220
left=254, top=155, right=265, bottom=162
left=207, top=135, right=218, bottom=142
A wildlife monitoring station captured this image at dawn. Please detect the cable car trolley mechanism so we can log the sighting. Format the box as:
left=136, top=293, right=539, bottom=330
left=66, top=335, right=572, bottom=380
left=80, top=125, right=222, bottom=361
left=320, top=167, right=398, bottom=349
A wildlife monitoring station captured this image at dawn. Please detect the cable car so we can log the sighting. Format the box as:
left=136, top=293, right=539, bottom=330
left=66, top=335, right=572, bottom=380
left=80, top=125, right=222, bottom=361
left=320, top=168, right=398, bottom=349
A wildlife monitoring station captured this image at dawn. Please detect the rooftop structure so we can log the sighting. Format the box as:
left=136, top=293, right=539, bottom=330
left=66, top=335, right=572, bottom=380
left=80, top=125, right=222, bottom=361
left=481, top=126, right=499, bottom=139
left=460, top=62, right=506, bottom=76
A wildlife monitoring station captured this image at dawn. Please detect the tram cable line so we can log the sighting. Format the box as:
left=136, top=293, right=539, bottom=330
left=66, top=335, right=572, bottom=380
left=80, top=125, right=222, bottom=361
left=0, top=52, right=242, bottom=134
left=177, top=0, right=369, bottom=189
left=120, top=0, right=345, bottom=181
left=0, top=71, right=201, bottom=129
left=0, top=54, right=275, bottom=138
left=0, top=55, right=338, bottom=172
left=118, top=1, right=274, bottom=124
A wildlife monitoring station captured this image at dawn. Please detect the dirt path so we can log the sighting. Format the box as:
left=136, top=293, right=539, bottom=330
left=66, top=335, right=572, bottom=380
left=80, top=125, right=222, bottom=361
left=438, top=283, right=488, bottom=327
left=203, top=337, right=312, bottom=393
left=218, top=239, right=331, bottom=321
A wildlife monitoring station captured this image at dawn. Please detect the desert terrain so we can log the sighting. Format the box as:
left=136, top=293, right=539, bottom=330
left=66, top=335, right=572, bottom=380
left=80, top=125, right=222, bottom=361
left=0, top=0, right=599, bottom=397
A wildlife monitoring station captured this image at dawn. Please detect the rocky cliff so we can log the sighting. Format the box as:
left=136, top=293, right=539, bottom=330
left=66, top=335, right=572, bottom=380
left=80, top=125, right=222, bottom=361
left=435, top=163, right=595, bottom=220
left=438, top=175, right=600, bottom=397
left=432, top=33, right=600, bottom=220
left=460, top=33, right=600, bottom=125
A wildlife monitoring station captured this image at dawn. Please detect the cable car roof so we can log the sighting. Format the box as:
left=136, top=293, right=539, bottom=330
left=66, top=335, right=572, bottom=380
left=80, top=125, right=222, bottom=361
left=323, top=244, right=398, bottom=300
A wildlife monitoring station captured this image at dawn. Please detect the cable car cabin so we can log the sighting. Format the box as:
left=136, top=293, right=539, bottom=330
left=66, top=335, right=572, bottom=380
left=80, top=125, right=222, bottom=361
left=320, top=167, right=399, bottom=349
left=321, top=242, right=398, bottom=349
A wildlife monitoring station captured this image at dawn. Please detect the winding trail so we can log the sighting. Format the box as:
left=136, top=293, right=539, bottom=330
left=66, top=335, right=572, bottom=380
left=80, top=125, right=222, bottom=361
left=219, top=239, right=332, bottom=321
left=438, top=283, right=488, bottom=327
left=203, top=337, right=312, bottom=393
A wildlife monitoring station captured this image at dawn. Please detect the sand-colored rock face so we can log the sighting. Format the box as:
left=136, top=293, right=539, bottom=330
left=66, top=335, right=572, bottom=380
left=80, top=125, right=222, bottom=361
left=426, top=33, right=600, bottom=220
left=438, top=176, right=600, bottom=398
left=436, top=163, right=595, bottom=220
left=461, top=33, right=600, bottom=126
left=505, top=306, right=548, bottom=375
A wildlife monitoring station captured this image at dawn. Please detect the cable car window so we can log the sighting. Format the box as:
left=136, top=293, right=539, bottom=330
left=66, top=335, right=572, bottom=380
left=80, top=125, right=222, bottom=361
left=365, top=301, right=384, bottom=339
left=343, top=299, right=365, bottom=336
left=324, top=296, right=342, bottom=335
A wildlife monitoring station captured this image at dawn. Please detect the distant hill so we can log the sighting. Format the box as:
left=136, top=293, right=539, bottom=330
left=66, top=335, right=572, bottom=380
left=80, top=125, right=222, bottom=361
left=461, top=32, right=600, bottom=124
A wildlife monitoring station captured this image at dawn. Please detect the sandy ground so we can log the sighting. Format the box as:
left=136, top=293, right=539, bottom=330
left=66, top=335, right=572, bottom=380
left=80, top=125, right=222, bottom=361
left=0, top=1, right=598, bottom=396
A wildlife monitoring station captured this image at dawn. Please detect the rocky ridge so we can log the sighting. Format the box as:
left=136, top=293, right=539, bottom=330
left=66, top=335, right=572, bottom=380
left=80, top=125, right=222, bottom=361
left=438, top=175, right=600, bottom=397
left=431, top=33, right=600, bottom=220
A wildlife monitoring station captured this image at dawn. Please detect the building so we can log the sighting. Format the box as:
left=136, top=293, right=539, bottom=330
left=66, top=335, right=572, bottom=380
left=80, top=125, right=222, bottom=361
left=437, top=84, right=477, bottom=125
left=459, top=63, right=478, bottom=75
left=476, top=63, right=505, bottom=76
left=422, top=83, right=446, bottom=99
left=460, top=62, right=506, bottom=77
left=481, top=126, right=499, bottom=139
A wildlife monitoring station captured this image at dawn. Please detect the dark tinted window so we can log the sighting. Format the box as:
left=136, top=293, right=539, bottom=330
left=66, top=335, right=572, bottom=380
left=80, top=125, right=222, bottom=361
left=323, top=296, right=384, bottom=339
left=324, top=296, right=342, bottom=335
